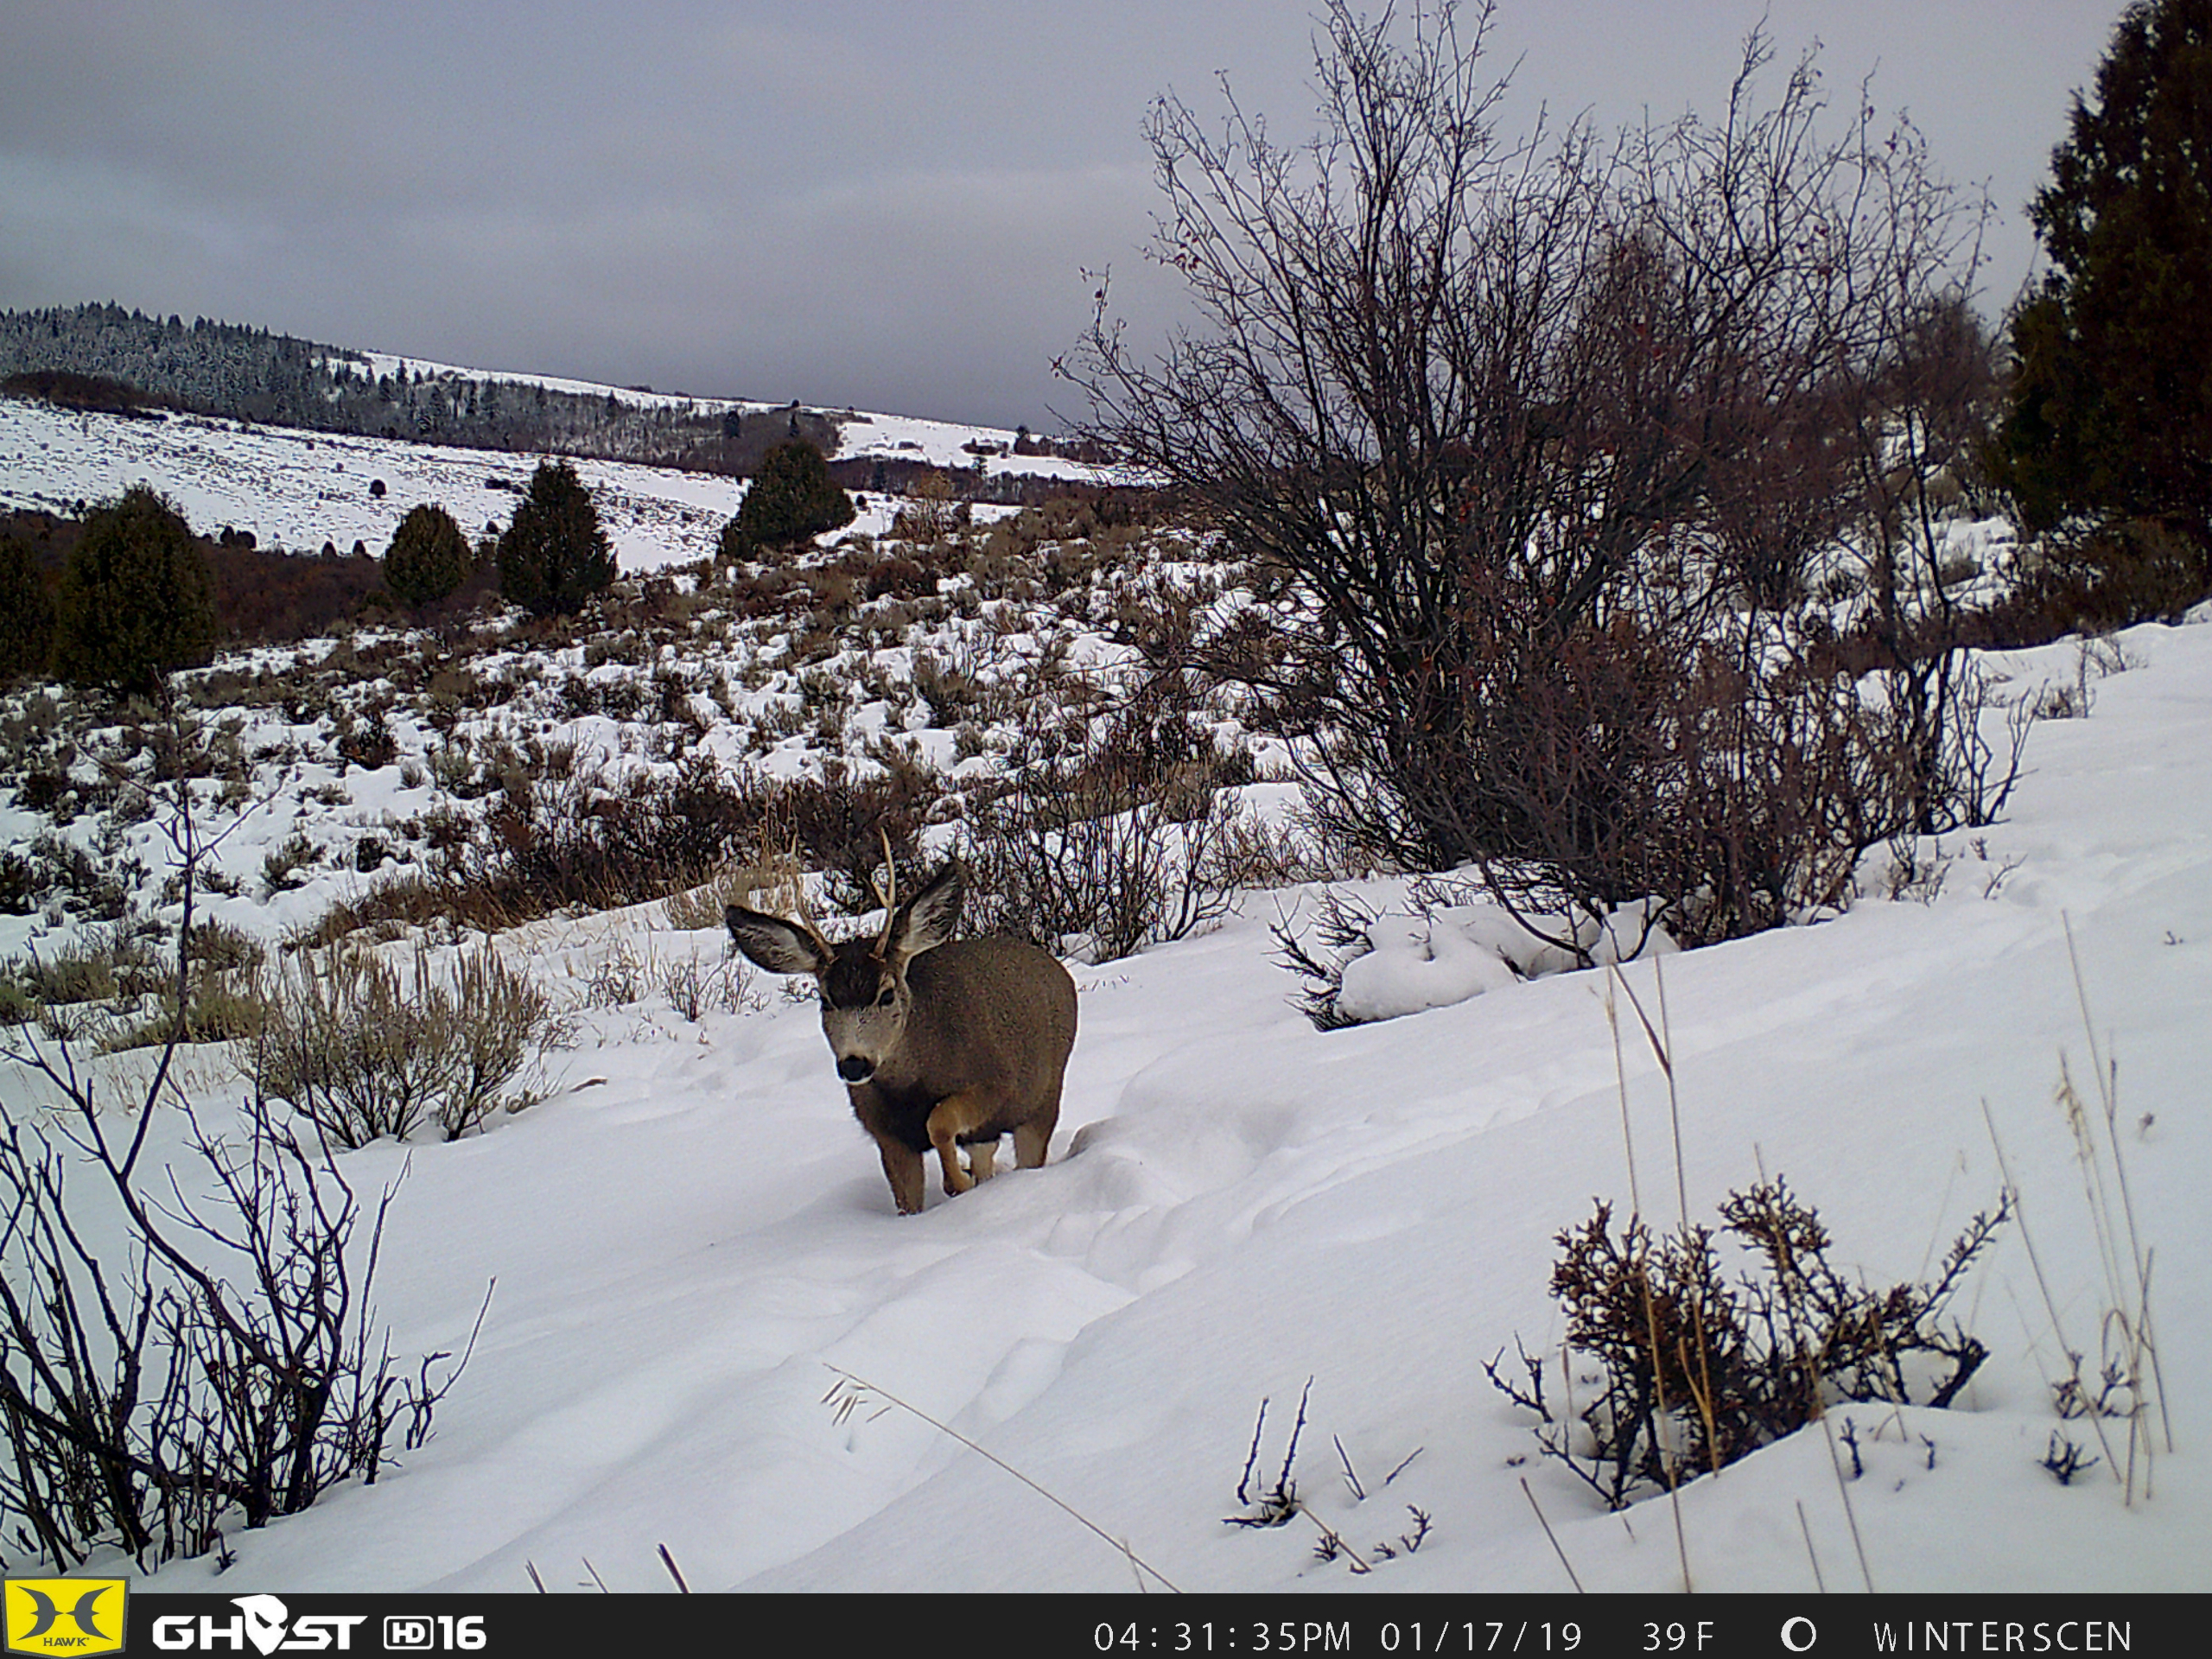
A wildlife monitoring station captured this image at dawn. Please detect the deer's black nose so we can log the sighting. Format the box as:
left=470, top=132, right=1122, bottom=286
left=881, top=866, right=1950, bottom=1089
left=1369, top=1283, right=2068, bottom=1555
left=837, top=1056, right=875, bottom=1084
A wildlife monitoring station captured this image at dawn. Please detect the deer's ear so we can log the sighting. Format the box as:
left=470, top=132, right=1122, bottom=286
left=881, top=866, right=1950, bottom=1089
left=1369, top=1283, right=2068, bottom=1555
left=886, top=861, right=963, bottom=963
left=726, top=906, right=831, bottom=976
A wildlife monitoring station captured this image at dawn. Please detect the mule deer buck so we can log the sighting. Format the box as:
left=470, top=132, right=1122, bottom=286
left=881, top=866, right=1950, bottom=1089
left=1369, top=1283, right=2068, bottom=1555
left=724, top=847, right=1077, bottom=1215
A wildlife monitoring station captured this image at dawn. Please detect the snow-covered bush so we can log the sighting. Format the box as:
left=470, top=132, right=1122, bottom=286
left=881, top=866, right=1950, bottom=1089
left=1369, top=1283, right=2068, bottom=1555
left=1274, top=880, right=1676, bottom=1029
left=1489, top=1179, right=2008, bottom=1510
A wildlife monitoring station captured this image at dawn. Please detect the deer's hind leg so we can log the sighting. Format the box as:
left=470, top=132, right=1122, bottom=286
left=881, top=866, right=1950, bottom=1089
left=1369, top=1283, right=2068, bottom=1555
left=1012, top=1081, right=1064, bottom=1170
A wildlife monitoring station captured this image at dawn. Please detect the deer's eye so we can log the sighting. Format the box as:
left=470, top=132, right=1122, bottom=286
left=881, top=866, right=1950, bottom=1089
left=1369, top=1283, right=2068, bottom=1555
left=876, top=987, right=896, bottom=1008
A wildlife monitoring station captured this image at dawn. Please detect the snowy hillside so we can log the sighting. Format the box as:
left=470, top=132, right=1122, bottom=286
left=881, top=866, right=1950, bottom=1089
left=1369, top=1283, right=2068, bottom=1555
left=342, top=344, right=1110, bottom=480
left=274, top=620, right=2211, bottom=1597
left=0, top=383, right=1109, bottom=576
left=0, top=395, right=745, bottom=572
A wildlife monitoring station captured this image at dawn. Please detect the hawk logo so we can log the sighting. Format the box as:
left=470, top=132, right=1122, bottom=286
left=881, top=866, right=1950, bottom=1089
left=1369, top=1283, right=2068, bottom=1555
left=3, top=1579, right=127, bottom=1656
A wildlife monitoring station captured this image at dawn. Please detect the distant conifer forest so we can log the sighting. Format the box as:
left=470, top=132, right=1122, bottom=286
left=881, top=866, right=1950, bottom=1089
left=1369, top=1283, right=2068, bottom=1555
left=0, top=302, right=836, bottom=474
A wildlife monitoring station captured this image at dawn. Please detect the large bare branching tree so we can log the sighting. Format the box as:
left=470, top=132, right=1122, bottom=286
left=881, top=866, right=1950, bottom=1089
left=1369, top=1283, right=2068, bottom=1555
left=1069, top=0, right=1996, bottom=944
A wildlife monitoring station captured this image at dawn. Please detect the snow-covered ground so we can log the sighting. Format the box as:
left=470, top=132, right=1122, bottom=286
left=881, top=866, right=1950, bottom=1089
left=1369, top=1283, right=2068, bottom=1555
left=2, top=385, right=2207, bottom=1600
left=1, top=613, right=2202, bottom=1597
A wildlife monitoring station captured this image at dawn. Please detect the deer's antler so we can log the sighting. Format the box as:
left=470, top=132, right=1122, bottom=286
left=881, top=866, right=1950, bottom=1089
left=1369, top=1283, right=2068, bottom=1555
left=870, top=825, right=899, bottom=958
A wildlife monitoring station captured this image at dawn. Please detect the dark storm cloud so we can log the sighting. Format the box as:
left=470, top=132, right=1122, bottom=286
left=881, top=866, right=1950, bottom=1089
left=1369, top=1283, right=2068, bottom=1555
left=0, top=2, right=2123, bottom=429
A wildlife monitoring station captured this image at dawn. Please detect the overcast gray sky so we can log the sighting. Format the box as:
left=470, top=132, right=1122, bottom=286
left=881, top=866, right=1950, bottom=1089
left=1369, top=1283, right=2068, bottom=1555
left=0, top=2, right=2123, bottom=430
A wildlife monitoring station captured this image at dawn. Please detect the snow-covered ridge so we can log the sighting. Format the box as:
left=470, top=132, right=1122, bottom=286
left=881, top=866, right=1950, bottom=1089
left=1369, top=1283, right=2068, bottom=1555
left=0, top=397, right=1117, bottom=579
left=2, top=336, right=1117, bottom=568
left=339, top=347, right=1100, bottom=475
left=0, top=395, right=745, bottom=572
left=342, top=348, right=769, bottom=418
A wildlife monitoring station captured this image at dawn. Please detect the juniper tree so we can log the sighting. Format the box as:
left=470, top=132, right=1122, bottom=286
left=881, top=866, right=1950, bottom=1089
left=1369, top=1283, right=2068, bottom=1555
left=497, top=461, right=614, bottom=616
left=384, top=502, right=473, bottom=607
left=53, top=486, right=217, bottom=695
left=0, top=538, right=54, bottom=680
left=719, top=439, right=855, bottom=562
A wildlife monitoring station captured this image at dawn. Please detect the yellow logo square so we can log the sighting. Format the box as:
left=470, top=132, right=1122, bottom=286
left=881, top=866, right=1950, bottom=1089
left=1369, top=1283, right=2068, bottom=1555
left=3, top=1580, right=127, bottom=1656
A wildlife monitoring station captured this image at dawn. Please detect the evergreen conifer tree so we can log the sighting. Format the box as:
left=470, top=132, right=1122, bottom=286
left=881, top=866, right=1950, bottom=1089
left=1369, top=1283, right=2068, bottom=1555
left=497, top=461, right=615, bottom=616
left=384, top=502, right=474, bottom=607
left=1999, top=0, right=2212, bottom=573
left=53, top=487, right=217, bottom=695
left=719, top=439, right=855, bottom=562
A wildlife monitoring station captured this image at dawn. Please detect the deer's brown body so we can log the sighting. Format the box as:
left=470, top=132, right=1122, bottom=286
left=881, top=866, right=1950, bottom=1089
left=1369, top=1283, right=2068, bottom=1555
left=726, top=860, right=1077, bottom=1215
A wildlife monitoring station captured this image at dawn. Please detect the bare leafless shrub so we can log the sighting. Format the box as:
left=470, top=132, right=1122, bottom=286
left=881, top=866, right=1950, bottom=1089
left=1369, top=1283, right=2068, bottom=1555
left=959, top=681, right=1248, bottom=962
left=250, top=942, right=561, bottom=1145
left=1967, top=517, right=2208, bottom=646
left=778, top=753, right=944, bottom=910
left=1823, top=297, right=2028, bottom=837
left=658, top=950, right=712, bottom=1021
left=1222, top=1380, right=1429, bottom=1575
left=656, top=949, right=760, bottom=1021
left=329, top=753, right=788, bottom=937
left=1269, top=887, right=1383, bottom=1031
left=1487, top=1179, right=2006, bottom=1510
left=0, top=1097, right=474, bottom=1570
left=578, top=942, right=649, bottom=1009
left=0, top=789, right=474, bottom=1571
left=891, top=470, right=963, bottom=542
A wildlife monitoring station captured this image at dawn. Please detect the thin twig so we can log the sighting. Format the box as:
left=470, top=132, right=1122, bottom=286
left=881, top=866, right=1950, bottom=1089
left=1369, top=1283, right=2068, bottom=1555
left=1818, top=1409, right=1877, bottom=1594
left=1520, top=1477, right=1585, bottom=1593
left=1236, top=1397, right=1268, bottom=1505
left=1603, top=973, right=1643, bottom=1218
left=1334, top=1434, right=1366, bottom=1501
left=1795, top=1498, right=1827, bottom=1595
left=657, top=1543, right=690, bottom=1593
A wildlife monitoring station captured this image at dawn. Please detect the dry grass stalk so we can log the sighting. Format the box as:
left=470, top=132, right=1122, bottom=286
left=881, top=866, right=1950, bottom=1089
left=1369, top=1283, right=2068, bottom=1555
left=822, top=1365, right=1180, bottom=1593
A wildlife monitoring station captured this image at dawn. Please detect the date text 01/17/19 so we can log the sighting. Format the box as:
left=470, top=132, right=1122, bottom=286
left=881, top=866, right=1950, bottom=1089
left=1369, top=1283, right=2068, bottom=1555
left=1093, top=1624, right=1589, bottom=1654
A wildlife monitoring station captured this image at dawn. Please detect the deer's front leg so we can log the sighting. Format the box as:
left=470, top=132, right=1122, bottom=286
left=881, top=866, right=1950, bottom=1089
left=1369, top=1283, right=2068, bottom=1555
left=925, top=1090, right=998, bottom=1197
